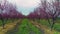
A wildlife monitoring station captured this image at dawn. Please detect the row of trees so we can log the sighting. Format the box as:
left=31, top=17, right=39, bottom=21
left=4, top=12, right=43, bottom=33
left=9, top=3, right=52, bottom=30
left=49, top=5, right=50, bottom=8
left=0, top=0, right=60, bottom=30
left=0, top=0, right=24, bottom=29
left=28, top=0, right=60, bottom=30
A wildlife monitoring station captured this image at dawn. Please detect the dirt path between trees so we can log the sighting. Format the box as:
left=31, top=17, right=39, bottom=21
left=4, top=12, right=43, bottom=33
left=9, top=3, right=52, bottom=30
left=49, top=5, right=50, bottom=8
left=30, top=20, right=60, bottom=34
left=0, top=19, right=21, bottom=34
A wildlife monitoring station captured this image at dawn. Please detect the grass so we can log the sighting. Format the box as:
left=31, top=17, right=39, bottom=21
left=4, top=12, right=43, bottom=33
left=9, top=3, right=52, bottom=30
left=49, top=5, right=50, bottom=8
left=35, top=19, right=50, bottom=27
left=36, top=19, right=60, bottom=32
left=0, top=18, right=60, bottom=34
left=33, top=19, right=60, bottom=34
left=0, top=19, right=19, bottom=26
left=0, top=19, right=20, bottom=34
left=16, top=19, right=42, bottom=34
left=53, top=23, right=60, bottom=32
left=0, top=20, right=2, bottom=26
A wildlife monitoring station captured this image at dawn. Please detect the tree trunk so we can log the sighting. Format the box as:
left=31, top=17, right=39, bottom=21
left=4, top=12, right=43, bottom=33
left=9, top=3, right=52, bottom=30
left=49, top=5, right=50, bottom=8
left=1, top=18, right=5, bottom=29
left=47, top=18, right=51, bottom=26
left=51, top=18, right=55, bottom=31
left=46, top=15, right=51, bottom=26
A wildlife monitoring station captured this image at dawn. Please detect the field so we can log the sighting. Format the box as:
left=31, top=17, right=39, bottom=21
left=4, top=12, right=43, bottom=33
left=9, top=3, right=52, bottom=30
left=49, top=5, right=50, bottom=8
left=0, top=18, right=60, bottom=34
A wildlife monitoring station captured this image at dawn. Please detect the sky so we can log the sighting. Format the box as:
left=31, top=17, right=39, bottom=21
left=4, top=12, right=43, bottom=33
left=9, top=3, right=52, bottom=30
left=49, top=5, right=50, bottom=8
left=7, top=0, right=51, bottom=16
left=7, top=0, right=40, bottom=16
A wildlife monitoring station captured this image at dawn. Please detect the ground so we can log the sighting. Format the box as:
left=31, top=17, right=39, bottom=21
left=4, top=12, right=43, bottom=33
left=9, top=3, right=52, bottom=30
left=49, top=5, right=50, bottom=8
left=0, top=18, right=60, bottom=34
